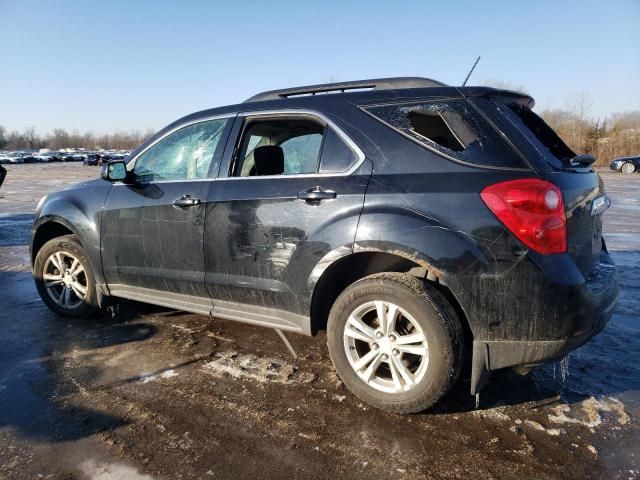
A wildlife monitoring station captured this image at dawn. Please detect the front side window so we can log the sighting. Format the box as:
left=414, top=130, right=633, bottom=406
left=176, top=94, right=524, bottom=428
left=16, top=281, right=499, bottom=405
left=134, top=118, right=229, bottom=182
left=364, top=100, right=524, bottom=168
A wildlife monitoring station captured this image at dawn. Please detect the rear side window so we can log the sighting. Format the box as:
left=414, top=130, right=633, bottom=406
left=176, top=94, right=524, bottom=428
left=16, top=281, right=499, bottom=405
left=364, top=100, right=525, bottom=168
left=236, top=118, right=324, bottom=176
left=233, top=116, right=361, bottom=177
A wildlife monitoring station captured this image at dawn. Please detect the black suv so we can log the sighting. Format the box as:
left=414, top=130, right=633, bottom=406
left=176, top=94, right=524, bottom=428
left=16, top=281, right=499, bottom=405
left=31, top=78, right=618, bottom=413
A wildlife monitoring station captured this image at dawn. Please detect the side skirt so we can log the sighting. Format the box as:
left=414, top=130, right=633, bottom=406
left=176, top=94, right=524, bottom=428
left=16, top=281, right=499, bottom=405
left=108, top=284, right=311, bottom=335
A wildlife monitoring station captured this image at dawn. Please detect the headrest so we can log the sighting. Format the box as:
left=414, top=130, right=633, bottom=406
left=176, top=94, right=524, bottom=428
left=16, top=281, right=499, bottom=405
left=253, top=145, right=284, bottom=176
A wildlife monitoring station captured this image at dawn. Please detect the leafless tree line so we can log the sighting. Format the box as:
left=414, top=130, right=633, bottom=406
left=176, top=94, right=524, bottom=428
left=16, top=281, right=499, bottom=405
left=0, top=126, right=155, bottom=151
left=483, top=82, right=640, bottom=167
left=539, top=94, right=640, bottom=167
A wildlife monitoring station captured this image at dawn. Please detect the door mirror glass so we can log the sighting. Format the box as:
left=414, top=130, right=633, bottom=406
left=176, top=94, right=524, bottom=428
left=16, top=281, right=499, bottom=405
left=101, top=161, right=127, bottom=182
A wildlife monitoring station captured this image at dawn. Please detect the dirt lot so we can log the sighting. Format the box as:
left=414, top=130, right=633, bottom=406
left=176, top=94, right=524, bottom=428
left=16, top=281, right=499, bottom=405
left=0, top=164, right=638, bottom=479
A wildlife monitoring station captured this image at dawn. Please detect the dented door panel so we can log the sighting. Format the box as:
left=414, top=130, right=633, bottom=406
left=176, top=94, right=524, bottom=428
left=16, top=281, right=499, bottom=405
left=204, top=163, right=372, bottom=316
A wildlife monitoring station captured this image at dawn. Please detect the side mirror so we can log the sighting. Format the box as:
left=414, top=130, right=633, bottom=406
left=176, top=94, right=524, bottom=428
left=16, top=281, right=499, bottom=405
left=101, top=161, right=128, bottom=182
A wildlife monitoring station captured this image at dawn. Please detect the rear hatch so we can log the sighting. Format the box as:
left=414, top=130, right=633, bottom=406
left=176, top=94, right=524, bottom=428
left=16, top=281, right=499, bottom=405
left=473, top=95, right=608, bottom=279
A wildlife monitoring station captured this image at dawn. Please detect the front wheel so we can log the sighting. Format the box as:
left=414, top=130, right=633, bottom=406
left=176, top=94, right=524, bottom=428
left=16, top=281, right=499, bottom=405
left=34, top=234, right=99, bottom=317
left=327, top=273, right=464, bottom=414
left=621, top=162, right=636, bottom=174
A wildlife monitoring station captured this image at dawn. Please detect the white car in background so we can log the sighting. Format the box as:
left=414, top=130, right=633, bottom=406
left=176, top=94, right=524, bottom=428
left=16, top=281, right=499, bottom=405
left=0, top=152, right=24, bottom=164
left=34, top=153, right=55, bottom=162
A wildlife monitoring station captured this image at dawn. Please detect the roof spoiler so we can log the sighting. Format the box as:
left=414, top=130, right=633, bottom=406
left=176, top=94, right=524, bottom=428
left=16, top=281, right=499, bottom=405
left=244, top=77, right=449, bottom=103
left=459, top=86, right=535, bottom=109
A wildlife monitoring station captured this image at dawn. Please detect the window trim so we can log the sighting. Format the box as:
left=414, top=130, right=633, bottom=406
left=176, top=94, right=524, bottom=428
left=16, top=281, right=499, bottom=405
left=222, top=109, right=366, bottom=180
left=124, top=114, right=236, bottom=184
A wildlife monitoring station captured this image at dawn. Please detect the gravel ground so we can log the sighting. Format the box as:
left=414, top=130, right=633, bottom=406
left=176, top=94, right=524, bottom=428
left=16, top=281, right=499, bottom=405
left=0, top=164, right=638, bottom=480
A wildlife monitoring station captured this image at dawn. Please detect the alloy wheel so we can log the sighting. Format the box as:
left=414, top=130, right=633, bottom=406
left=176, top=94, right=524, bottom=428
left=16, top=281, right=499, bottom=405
left=621, top=162, right=636, bottom=174
left=43, top=251, right=88, bottom=309
left=343, top=300, right=429, bottom=394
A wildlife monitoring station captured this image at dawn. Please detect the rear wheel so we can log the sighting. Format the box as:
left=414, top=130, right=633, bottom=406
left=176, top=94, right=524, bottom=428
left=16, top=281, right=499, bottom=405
left=327, top=273, right=464, bottom=413
left=621, top=162, right=636, bottom=174
left=34, top=235, right=98, bottom=317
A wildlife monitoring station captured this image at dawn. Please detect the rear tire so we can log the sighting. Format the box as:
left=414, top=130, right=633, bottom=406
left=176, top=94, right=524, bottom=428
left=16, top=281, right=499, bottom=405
left=327, top=273, right=464, bottom=414
left=34, top=234, right=99, bottom=318
left=621, top=162, right=636, bottom=174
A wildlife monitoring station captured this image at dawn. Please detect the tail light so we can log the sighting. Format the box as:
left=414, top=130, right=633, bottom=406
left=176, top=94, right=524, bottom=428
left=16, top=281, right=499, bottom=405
left=480, top=179, right=567, bottom=254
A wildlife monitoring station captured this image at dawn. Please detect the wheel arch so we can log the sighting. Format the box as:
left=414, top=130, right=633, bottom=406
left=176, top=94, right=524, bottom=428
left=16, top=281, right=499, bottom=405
left=308, top=249, right=473, bottom=351
left=31, top=217, right=79, bottom=264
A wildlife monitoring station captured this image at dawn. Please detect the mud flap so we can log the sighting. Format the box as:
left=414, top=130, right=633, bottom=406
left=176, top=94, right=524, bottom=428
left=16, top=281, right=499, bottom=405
left=471, top=341, right=491, bottom=395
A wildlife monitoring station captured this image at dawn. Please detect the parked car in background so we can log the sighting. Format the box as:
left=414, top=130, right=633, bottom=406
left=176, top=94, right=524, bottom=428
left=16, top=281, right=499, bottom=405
left=610, top=155, right=639, bottom=174
left=60, top=152, right=83, bottom=162
left=0, top=152, right=24, bottom=164
left=0, top=164, right=5, bottom=187
left=30, top=77, right=618, bottom=413
left=83, top=153, right=100, bottom=166
left=93, top=151, right=130, bottom=165
left=96, top=151, right=114, bottom=164
left=34, top=152, right=57, bottom=163
left=21, top=152, right=38, bottom=163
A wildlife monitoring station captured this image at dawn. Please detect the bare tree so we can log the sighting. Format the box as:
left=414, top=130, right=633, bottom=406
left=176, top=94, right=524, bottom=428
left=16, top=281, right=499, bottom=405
left=0, top=125, right=7, bottom=150
left=563, top=92, right=593, bottom=151
left=23, top=126, right=41, bottom=150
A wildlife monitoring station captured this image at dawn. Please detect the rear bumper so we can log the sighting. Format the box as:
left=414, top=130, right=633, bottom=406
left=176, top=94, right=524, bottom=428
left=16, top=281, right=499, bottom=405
left=469, top=251, right=619, bottom=394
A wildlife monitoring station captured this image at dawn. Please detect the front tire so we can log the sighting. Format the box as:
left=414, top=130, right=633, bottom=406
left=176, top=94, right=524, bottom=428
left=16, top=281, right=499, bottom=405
left=327, top=273, right=464, bottom=414
left=621, top=162, right=636, bottom=174
left=34, top=234, right=98, bottom=317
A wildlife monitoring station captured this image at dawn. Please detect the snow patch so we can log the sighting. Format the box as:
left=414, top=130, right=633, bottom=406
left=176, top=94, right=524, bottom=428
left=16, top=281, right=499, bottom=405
left=472, top=406, right=511, bottom=422
left=548, top=396, right=630, bottom=429
left=79, top=460, right=155, bottom=479
left=203, top=350, right=314, bottom=384
left=139, top=369, right=178, bottom=384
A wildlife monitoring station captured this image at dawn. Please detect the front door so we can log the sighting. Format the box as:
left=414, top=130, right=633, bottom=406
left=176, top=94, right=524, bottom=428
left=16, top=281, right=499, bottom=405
left=102, top=117, right=233, bottom=311
left=203, top=113, right=371, bottom=326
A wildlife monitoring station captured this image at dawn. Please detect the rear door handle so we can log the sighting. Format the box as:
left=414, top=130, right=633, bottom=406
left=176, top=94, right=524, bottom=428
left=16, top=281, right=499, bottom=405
left=297, top=186, right=337, bottom=202
left=172, top=195, right=201, bottom=207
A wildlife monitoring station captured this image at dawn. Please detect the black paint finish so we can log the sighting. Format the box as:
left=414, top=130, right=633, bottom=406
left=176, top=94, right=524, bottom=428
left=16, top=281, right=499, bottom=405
left=101, top=180, right=213, bottom=299
left=30, top=80, right=619, bottom=395
left=203, top=164, right=372, bottom=315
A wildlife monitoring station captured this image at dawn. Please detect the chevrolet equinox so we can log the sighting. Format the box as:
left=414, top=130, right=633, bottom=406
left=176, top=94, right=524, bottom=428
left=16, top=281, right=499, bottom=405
left=31, top=77, right=618, bottom=413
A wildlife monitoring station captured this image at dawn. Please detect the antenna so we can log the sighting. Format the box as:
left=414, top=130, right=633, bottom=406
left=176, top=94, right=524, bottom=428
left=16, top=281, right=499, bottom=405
left=462, top=56, right=481, bottom=86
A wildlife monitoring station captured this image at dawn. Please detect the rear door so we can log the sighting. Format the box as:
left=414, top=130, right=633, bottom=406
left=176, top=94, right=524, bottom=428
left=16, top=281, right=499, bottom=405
left=203, top=111, right=371, bottom=326
left=102, top=116, right=233, bottom=310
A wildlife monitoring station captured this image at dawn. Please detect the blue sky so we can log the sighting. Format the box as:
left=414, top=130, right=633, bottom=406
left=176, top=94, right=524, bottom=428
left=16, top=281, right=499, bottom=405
left=1, top=0, right=638, bottom=134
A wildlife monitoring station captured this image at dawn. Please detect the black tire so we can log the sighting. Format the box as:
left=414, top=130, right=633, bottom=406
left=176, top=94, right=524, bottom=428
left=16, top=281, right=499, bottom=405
left=34, top=234, right=99, bottom=318
left=621, top=162, right=636, bottom=174
left=327, top=272, right=464, bottom=414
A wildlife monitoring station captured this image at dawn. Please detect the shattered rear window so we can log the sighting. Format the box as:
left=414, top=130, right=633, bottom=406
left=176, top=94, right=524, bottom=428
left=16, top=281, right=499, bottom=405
left=495, top=101, right=575, bottom=168
left=364, top=100, right=525, bottom=168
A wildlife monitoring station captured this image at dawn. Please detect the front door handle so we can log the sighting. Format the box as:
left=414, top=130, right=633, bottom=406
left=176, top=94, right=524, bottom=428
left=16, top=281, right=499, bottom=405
left=297, top=186, right=337, bottom=203
left=172, top=195, right=201, bottom=207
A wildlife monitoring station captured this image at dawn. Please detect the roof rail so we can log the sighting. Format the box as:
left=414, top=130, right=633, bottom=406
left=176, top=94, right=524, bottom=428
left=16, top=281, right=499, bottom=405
left=244, top=77, right=448, bottom=103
